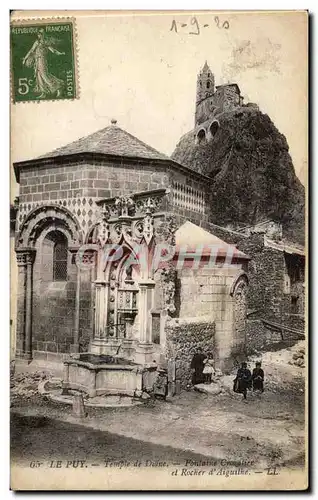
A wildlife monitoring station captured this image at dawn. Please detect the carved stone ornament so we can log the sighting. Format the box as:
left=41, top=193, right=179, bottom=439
left=16, top=249, right=36, bottom=267
left=135, top=196, right=162, bottom=215
left=95, top=190, right=168, bottom=248
left=101, top=205, right=111, bottom=221
left=110, top=223, right=123, bottom=244
left=96, top=219, right=110, bottom=248
left=132, top=220, right=144, bottom=241
left=142, top=214, right=154, bottom=245
left=122, top=224, right=133, bottom=242
left=17, top=204, right=82, bottom=249
left=16, top=253, right=27, bottom=266
left=115, top=196, right=135, bottom=217
left=108, top=221, right=133, bottom=245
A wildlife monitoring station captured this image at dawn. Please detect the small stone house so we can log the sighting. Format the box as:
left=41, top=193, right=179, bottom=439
left=202, top=220, right=305, bottom=353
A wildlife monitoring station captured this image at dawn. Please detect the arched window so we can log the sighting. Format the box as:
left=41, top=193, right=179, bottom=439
left=291, top=296, right=299, bottom=314
left=206, top=80, right=211, bottom=89
left=209, top=120, right=219, bottom=137
left=53, top=233, right=68, bottom=281
left=197, top=128, right=206, bottom=144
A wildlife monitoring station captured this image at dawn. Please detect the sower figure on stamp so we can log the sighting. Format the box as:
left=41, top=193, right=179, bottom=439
left=252, top=362, right=264, bottom=392
left=22, top=29, right=65, bottom=98
left=233, top=362, right=252, bottom=400
left=190, top=347, right=207, bottom=385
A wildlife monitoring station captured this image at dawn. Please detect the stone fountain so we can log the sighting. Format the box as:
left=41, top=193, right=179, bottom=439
left=61, top=190, right=169, bottom=402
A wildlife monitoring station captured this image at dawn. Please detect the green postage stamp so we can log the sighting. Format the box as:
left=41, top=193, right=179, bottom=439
left=11, top=19, right=78, bottom=103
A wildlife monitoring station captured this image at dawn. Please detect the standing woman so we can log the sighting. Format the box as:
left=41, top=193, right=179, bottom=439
left=190, top=347, right=207, bottom=385
left=233, top=362, right=252, bottom=400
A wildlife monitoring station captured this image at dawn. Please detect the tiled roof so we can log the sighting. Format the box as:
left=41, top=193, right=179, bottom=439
left=37, top=122, right=170, bottom=162
left=175, top=221, right=249, bottom=260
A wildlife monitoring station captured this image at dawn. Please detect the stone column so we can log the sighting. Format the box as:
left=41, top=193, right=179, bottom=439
left=69, top=247, right=81, bottom=354
left=90, top=280, right=109, bottom=354
left=71, top=270, right=81, bottom=354
left=15, top=253, right=27, bottom=358
left=16, top=249, right=35, bottom=361
left=138, top=280, right=155, bottom=343
left=93, top=281, right=108, bottom=338
left=25, top=252, right=35, bottom=359
left=135, top=279, right=156, bottom=364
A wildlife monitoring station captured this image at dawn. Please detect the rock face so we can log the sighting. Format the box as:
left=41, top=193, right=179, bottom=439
left=172, top=107, right=305, bottom=244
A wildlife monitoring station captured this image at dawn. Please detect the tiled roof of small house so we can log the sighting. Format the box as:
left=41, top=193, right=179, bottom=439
left=175, top=221, right=249, bottom=260
left=37, top=120, right=170, bottom=162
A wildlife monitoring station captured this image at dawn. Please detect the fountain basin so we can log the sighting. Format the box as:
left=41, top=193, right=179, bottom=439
left=62, top=353, right=157, bottom=398
left=78, top=353, right=138, bottom=365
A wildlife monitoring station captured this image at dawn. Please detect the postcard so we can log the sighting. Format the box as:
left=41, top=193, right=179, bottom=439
left=10, top=10, right=308, bottom=491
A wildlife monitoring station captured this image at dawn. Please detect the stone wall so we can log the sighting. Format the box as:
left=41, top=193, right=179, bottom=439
left=238, top=237, right=305, bottom=350
left=18, top=160, right=170, bottom=203
left=178, top=266, right=234, bottom=319
left=238, top=235, right=286, bottom=318
left=17, top=160, right=170, bottom=236
left=245, top=319, right=269, bottom=354
left=31, top=230, right=94, bottom=359
left=238, top=238, right=306, bottom=336
left=282, top=313, right=305, bottom=333
left=17, top=159, right=210, bottom=235
left=213, top=86, right=240, bottom=113
left=195, top=99, right=218, bottom=127
left=169, top=171, right=210, bottom=226
left=246, top=319, right=304, bottom=355
left=195, top=86, right=241, bottom=126
left=164, top=316, right=215, bottom=388
left=177, top=265, right=247, bottom=372
left=32, top=231, right=76, bottom=358
left=201, top=224, right=305, bottom=328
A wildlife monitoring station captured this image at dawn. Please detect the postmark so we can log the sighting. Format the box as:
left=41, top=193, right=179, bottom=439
left=11, top=19, right=78, bottom=103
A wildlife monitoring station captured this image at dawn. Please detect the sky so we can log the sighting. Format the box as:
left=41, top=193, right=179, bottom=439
left=10, top=11, right=308, bottom=201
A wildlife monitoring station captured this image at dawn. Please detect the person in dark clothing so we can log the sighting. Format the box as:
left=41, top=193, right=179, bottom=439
left=233, top=362, right=252, bottom=400
left=190, top=348, right=207, bottom=385
left=252, top=362, right=264, bottom=392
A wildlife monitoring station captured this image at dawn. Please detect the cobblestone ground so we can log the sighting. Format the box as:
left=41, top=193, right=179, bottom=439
left=11, top=346, right=305, bottom=471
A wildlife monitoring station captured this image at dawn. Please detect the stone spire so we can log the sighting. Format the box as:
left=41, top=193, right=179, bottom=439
left=202, top=60, right=210, bottom=72
left=196, top=61, right=215, bottom=104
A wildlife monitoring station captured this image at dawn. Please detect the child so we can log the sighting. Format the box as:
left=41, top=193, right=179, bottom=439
left=252, top=361, right=264, bottom=392
left=203, top=357, right=215, bottom=384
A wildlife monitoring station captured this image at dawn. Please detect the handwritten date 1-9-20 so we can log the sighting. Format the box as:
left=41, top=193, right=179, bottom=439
left=170, top=16, right=229, bottom=35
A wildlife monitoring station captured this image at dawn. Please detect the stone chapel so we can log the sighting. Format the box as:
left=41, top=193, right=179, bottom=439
left=13, top=93, right=251, bottom=383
